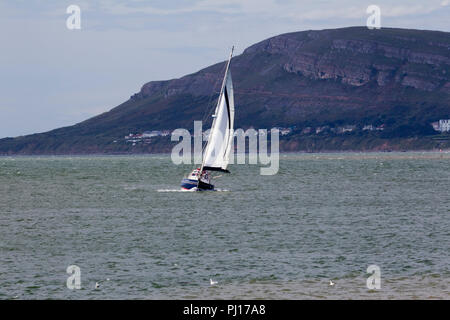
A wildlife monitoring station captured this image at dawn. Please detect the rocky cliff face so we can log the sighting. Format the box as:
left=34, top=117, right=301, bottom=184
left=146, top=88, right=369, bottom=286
left=1, top=27, right=449, bottom=154
left=136, top=27, right=450, bottom=99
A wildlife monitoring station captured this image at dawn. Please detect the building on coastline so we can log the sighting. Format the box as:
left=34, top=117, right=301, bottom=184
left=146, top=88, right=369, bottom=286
left=431, top=120, right=450, bottom=132
left=439, top=119, right=450, bottom=132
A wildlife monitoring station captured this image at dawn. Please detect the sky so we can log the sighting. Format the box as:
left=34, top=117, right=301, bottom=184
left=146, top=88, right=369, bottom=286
left=0, top=0, right=449, bottom=138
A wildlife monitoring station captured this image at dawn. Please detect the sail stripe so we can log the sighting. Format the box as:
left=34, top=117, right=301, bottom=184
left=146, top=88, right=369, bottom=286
left=203, top=166, right=230, bottom=173
left=223, top=86, right=231, bottom=158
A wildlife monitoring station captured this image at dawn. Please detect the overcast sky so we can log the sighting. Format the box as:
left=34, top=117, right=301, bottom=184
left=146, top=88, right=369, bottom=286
left=1, top=0, right=449, bottom=138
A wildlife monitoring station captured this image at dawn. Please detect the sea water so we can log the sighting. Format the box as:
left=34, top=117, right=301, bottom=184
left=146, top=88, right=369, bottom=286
left=0, top=153, right=448, bottom=299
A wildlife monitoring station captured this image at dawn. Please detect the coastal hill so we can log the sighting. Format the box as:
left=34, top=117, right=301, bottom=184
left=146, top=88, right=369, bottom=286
left=1, top=27, right=449, bottom=154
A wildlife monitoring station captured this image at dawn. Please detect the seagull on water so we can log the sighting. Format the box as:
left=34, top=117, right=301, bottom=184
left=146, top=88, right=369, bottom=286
left=95, top=282, right=100, bottom=289
left=210, top=279, right=218, bottom=286
left=329, top=280, right=335, bottom=286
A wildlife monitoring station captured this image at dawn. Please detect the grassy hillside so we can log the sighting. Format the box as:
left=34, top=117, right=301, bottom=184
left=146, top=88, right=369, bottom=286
left=1, top=27, right=449, bottom=154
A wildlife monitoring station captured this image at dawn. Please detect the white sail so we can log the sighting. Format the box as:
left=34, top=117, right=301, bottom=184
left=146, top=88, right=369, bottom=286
left=202, top=51, right=235, bottom=173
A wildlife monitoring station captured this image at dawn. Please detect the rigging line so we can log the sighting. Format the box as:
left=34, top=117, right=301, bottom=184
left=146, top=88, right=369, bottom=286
left=193, top=55, right=230, bottom=171
left=201, top=46, right=234, bottom=143
left=189, top=58, right=226, bottom=173
left=201, top=62, right=228, bottom=130
left=203, top=46, right=233, bottom=125
left=200, top=47, right=234, bottom=175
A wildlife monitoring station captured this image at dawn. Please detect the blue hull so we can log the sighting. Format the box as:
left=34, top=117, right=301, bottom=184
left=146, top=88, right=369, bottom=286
left=180, top=178, right=214, bottom=191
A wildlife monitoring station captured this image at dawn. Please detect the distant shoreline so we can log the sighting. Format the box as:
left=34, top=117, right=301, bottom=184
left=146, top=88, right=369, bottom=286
left=1, top=149, right=449, bottom=158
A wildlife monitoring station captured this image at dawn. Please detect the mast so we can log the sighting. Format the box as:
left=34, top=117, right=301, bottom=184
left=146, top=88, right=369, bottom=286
left=217, top=46, right=234, bottom=111
left=200, top=46, right=234, bottom=174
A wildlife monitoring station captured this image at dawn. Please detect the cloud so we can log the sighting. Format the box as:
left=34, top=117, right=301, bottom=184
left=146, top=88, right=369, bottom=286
left=94, top=0, right=447, bottom=20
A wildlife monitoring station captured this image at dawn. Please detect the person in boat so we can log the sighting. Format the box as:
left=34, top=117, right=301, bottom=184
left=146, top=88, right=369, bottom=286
left=189, top=168, right=206, bottom=179
left=200, top=170, right=209, bottom=183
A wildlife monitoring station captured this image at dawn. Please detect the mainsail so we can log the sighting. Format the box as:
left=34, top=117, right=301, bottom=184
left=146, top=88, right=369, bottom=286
left=201, top=47, right=235, bottom=173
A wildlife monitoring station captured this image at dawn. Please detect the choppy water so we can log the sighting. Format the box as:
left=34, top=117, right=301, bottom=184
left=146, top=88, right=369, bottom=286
left=0, top=153, right=449, bottom=299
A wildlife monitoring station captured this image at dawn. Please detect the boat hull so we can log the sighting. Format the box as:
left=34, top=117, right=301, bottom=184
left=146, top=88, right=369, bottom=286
left=180, top=178, right=214, bottom=191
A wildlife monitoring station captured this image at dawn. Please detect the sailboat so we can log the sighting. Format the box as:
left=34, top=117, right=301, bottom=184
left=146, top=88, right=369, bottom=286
left=180, top=47, right=235, bottom=191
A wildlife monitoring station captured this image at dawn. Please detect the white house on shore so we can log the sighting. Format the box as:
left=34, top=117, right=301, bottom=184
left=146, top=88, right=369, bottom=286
left=432, top=119, right=450, bottom=132
left=439, top=119, right=450, bottom=132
